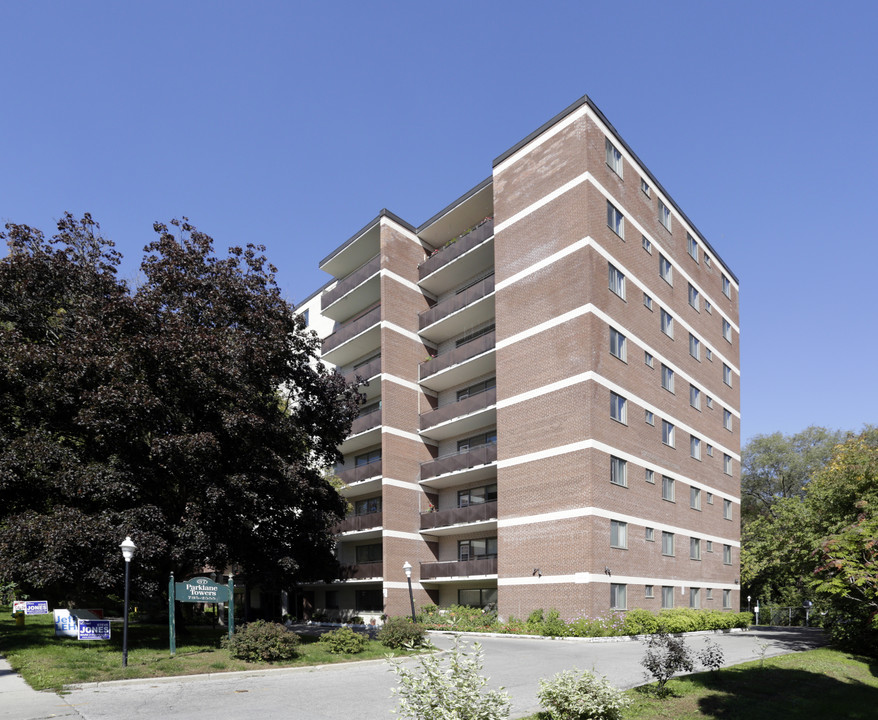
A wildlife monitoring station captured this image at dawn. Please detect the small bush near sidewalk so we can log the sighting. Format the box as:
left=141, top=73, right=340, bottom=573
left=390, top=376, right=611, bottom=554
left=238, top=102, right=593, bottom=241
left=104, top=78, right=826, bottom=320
left=318, top=626, right=367, bottom=654
left=222, top=620, right=300, bottom=662
left=640, top=631, right=694, bottom=697
left=537, top=669, right=630, bottom=720
left=378, top=616, right=426, bottom=649
left=388, top=635, right=510, bottom=720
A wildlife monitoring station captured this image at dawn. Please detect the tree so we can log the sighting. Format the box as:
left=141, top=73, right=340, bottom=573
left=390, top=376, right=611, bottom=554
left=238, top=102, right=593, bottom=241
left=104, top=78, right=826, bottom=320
left=0, top=214, right=360, bottom=605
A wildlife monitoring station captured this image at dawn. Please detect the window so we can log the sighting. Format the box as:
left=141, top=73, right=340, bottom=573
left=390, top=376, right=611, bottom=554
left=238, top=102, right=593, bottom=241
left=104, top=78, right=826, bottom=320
left=610, top=583, right=627, bottom=610
left=723, top=364, right=732, bottom=386
left=706, top=396, right=714, bottom=409
left=608, top=263, right=626, bottom=299
left=662, top=475, right=676, bottom=502
left=707, top=588, right=713, bottom=600
left=662, top=531, right=675, bottom=556
left=643, top=292, right=653, bottom=311
left=660, top=309, right=674, bottom=338
left=724, top=454, right=733, bottom=475
left=687, top=233, right=699, bottom=262
left=457, top=430, right=497, bottom=452
left=645, top=527, right=655, bottom=542
left=724, top=544, right=732, bottom=565
left=356, top=543, right=382, bottom=563
left=690, top=384, right=701, bottom=410
left=705, top=300, right=712, bottom=314
left=645, top=584, right=654, bottom=598
left=723, top=589, right=731, bottom=609
left=662, top=586, right=674, bottom=609
left=691, top=436, right=701, bottom=460
left=690, top=537, right=701, bottom=560
left=645, top=410, right=655, bottom=426
left=659, top=254, right=673, bottom=285
left=606, top=138, right=623, bottom=176
left=356, top=588, right=383, bottom=612
left=706, top=348, right=713, bottom=361
left=689, top=333, right=701, bottom=360
left=644, top=351, right=654, bottom=368
left=723, top=319, right=732, bottom=343
left=457, top=377, right=496, bottom=401
left=458, top=537, right=497, bottom=560
left=706, top=540, right=713, bottom=552
left=456, top=323, right=495, bottom=348
left=458, top=483, right=497, bottom=507
left=354, top=497, right=382, bottom=515
left=609, top=328, right=627, bottom=362
left=355, top=448, right=382, bottom=466
left=301, top=308, right=310, bottom=326
left=724, top=499, right=733, bottom=520
left=610, top=456, right=628, bottom=487
left=610, top=520, right=628, bottom=548
left=658, top=199, right=672, bottom=231
left=705, top=254, right=712, bottom=268
left=706, top=444, right=714, bottom=457
left=724, top=409, right=733, bottom=431
left=641, top=178, right=651, bottom=197
left=642, top=235, right=652, bottom=253
left=458, top=587, right=498, bottom=609
left=690, top=588, right=701, bottom=608
left=645, top=468, right=655, bottom=484
left=690, top=486, right=702, bottom=510
left=707, top=492, right=714, bottom=504
left=661, top=364, right=675, bottom=393
left=610, top=392, right=627, bottom=424
left=662, top=421, right=675, bottom=448
left=688, top=283, right=701, bottom=311
left=722, top=274, right=731, bottom=298
left=607, top=201, right=625, bottom=238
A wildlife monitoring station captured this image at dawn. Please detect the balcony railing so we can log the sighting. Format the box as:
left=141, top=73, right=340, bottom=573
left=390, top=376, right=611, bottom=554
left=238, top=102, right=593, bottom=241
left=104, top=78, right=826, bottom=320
left=420, top=387, right=496, bottom=432
left=420, top=330, right=495, bottom=380
left=341, top=561, right=383, bottom=580
left=349, top=407, right=381, bottom=436
left=419, top=556, right=497, bottom=579
left=322, top=305, right=381, bottom=355
left=321, top=255, right=380, bottom=311
left=419, top=218, right=494, bottom=280
left=420, top=500, right=498, bottom=530
left=337, top=459, right=382, bottom=485
left=420, top=443, right=497, bottom=481
left=343, top=356, right=381, bottom=387
left=419, top=275, right=495, bottom=330
left=335, top=510, right=383, bottom=534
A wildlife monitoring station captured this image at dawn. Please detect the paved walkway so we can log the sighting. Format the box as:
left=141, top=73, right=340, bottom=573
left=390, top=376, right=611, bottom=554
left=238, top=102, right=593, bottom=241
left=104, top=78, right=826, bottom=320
left=0, top=627, right=826, bottom=720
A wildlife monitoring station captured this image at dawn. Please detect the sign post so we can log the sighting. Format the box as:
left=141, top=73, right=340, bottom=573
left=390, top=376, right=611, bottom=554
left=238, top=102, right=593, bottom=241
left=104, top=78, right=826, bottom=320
left=169, top=574, right=235, bottom=657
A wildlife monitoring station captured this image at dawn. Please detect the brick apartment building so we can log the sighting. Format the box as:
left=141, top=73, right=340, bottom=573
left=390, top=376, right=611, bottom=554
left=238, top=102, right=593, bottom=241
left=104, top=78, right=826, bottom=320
left=295, top=95, right=741, bottom=622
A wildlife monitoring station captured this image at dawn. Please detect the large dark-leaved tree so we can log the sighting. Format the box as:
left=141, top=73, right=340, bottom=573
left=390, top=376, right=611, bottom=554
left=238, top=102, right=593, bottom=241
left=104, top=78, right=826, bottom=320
left=0, top=213, right=359, bottom=605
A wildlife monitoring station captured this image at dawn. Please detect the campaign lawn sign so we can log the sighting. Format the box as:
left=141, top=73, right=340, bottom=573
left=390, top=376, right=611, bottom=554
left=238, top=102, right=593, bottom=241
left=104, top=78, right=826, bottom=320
left=54, top=609, right=105, bottom=638
left=78, top=619, right=111, bottom=640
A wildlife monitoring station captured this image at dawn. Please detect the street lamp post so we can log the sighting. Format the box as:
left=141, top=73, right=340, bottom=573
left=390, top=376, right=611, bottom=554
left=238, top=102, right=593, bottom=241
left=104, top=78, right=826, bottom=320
left=120, top=536, right=136, bottom=667
left=402, top=561, right=416, bottom=622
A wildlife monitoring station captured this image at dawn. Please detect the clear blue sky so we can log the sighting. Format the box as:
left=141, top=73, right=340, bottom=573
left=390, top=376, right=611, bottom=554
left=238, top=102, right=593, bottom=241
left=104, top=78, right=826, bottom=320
left=2, top=1, right=876, bottom=443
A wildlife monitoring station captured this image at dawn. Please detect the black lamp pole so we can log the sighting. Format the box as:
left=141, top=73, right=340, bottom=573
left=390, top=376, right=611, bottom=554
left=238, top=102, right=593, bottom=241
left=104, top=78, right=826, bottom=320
left=403, top=561, right=416, bottom=622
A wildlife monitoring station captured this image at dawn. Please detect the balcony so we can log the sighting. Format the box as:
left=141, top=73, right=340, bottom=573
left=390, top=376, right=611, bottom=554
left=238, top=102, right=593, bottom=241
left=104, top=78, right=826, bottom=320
left=341, top=562, right=383, bottom=580
left=419, top=275, right=495, bottom=345
left=349, top=406, right=381, bottom=436
left=322, top=305, right=381, bottom=366
left=420, top=500, right=498, bottom=531
left=321, top=255, right=381, bottom=321
left=420, top=443, right=497, bottom=482
left=337, top=459, right=382, bottom=486
left=419, top=218, right=494, bottom=281
left=335, top=510, right=383, bottom=534
left=420, top=387, right=496, bottom=441
left=419, top=557, right=497, bottom=580
left=420, top=330, right=495, bottom=392
left=342, top=356, right=381, bottom=387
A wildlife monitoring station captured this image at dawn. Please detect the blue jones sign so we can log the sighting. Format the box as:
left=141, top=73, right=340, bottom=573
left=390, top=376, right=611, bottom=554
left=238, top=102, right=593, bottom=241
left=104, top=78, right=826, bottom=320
left=25, top=601, right=49, bottom=615
left=78, top=620, right=111, bottom=641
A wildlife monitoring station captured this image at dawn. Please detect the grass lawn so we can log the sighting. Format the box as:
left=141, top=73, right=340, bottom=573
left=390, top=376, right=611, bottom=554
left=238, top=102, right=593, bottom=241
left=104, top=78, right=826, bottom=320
left=0, top=607, right=396, bottom=693
left=523, top=647, right=878, bottom=720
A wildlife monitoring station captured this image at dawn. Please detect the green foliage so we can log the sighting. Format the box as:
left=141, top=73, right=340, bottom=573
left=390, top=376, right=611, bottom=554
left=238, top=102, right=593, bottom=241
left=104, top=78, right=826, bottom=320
left=697, top=637, right=725, bottom=672
left=640, top=632, right=694, bottom=697
left=0, top=215, right=360, bottom=602
left=318, top=626, right=367, bottom=654
left=418, top=604, right=499, bottom=632
left=388, top=635, right=510, bottom=720
left=378, top=616, right=426, bottom=649
left=222, top=621, right=300, bottom=662
left=621, top=609, right=660, bottom=635
left=537, top=669, right=630, bottom=720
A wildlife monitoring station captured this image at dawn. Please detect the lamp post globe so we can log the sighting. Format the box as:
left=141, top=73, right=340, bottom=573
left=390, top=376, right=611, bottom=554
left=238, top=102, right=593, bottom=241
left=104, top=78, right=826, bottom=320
left=119, top=536, right=136, bottom=667
left=402, top=562, right=416, bottom=622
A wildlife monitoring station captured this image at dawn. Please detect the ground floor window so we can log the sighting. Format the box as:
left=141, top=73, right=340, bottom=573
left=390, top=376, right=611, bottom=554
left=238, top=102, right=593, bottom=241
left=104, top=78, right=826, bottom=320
left=690, top=588, right=701, bottom=609
left=662, top=586, right=674, bottom=609
left=723, top=589, right=731, bottom=609
left=355, top=543, right=382, bottom=563
left=356, top=589, right=382, bottom=612
left=458, top=537, right=497, bottom=561
left=610, top=583, right=627, bottom=610
left=458, top=587, right=497, bottom=608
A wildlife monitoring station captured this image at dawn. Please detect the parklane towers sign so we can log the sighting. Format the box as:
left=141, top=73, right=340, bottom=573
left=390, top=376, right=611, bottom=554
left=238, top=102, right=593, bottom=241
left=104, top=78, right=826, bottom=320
left=168, top=573, right=235, bottom=656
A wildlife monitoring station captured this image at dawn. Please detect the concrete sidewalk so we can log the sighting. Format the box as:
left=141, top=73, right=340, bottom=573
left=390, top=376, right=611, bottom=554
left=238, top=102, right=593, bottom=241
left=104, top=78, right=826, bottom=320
left=0, top=655, right=78, bottom=720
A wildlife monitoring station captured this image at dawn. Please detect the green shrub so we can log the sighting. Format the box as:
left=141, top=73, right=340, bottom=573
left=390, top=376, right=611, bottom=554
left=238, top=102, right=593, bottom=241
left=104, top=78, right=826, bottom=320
left=697, top=637, right=725, bottom=672
left=537, top=669, right=631, bottom=720
left=540, top=609, right=568, bottom=637
left=640, top=632, right=694, bottom=696
left=223, top=620, right=300, bottom=662
left=318, top=626, right=367, bottom=654
left=622, top=608, right=660, bottom=635
left=388, top=635, right=510, bottom=720
left=527, top=608, right=545, bottom=625
left=378, top=616, right=426, bottom=649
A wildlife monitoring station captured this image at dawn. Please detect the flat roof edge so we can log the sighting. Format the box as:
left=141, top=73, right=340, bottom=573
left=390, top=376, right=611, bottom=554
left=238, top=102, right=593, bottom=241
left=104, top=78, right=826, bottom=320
left=417, top=176, right=493, bottom=233
left=319, top=209, right=417, bottom=268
